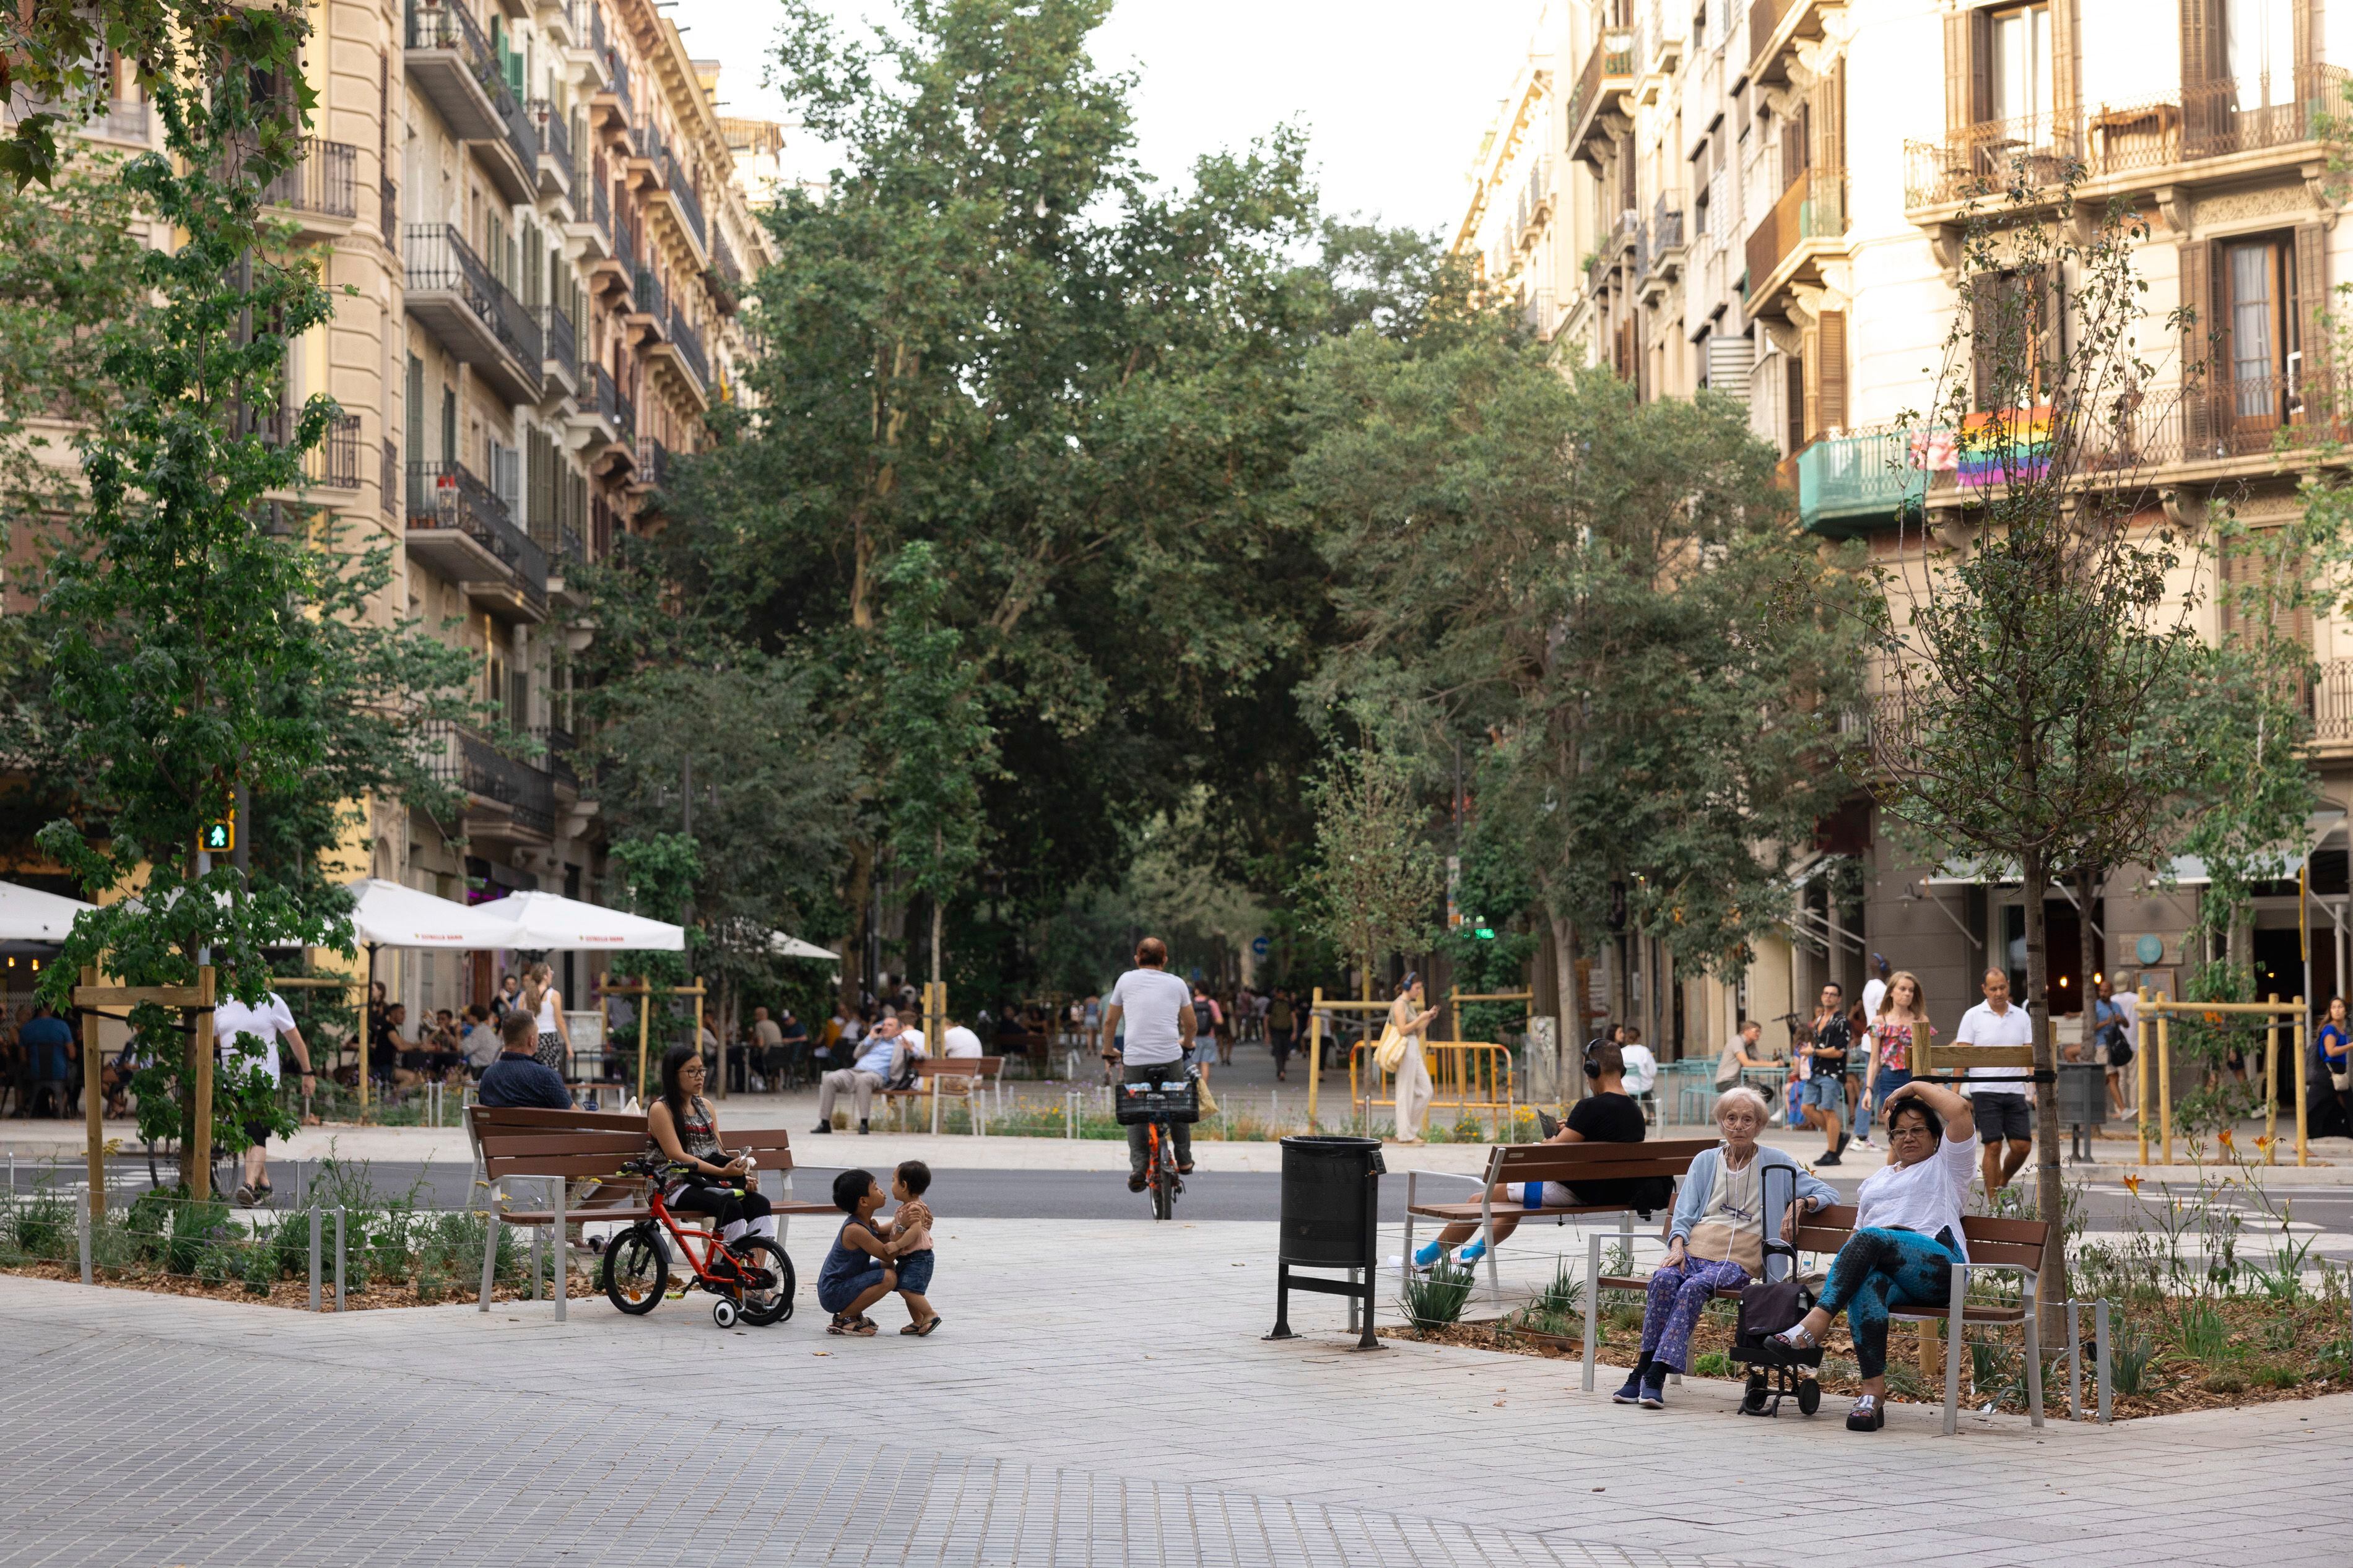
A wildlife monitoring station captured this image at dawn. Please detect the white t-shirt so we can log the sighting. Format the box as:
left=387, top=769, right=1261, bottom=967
left=215, top=994, right=298, bottom=1086
left=898, top=1026, right=927, bottom=1059
left=1861, top=977, right=1887, bottom=1022
left=941, top=1024, right=983, bottom=1059
left=1855, top=1128, right=1981, bottom=1262
left=1618, top=1043, right=1658, bottom=1096
left=1107, top=967, right=1193, bottom=1066
left=1954, top=999, right=2034, bottom=1093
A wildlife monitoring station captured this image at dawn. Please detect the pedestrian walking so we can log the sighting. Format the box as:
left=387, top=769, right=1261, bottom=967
left=1385, top=973, right=1441, bottom=1143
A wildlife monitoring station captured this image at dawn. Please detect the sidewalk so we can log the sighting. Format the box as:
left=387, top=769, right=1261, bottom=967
left=1, top=1214, right=2345, bottom=1567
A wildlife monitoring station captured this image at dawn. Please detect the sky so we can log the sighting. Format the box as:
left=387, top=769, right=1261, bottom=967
left=668, top=0, right=1547, bottom=239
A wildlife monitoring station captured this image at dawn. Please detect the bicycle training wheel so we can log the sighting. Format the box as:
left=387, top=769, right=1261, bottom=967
left=730, top=1236, right=796, bottom=1325
left=601, top=1223, right=670, bottom=1315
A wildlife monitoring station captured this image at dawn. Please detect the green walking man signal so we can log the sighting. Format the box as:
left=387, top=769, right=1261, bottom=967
left=201, top=819, right=234, bottom=853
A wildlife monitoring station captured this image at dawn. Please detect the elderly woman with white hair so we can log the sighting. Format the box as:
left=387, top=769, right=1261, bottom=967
left=1612, top=1084, right=1838, bottom=1410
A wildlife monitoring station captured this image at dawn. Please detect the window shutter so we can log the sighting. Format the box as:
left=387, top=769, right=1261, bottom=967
left=1813, top=59, right=1846, bottom=173
left=1970, top=274, right=2001, bottom=413
left=1707, top=332, right=1755, bottom=408
left=2295, top=0, right=2316, bottom=79
left=2181, top=240, right=2215, bottom=452
left=1967, top=6, right=1994, bottom=123
left=1944, top=9, right=1970, bottom=137
left=2052, top=1, right=2080, bottom=131
left=1785, top=352, right=1806, bottom=452
left=1819, top=310, right=1849, bottom=432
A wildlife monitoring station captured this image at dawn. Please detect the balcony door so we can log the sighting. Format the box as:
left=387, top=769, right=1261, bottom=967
left=2224, top=235, right=2294, bottom=437
left=2224, top=0, right=2297, bottom=111
left=1986, top=4, right=2050, bottom=127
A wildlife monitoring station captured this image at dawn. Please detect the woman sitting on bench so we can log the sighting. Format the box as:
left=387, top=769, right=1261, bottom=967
left=648, top=1044, right=778, bottom=1250
left=1772, top=1080, right=1978, bottom=1432
left=1612, top=1085, right=1836, bottom=1410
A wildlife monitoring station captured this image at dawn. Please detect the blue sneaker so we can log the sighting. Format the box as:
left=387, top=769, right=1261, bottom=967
left=1638, top=1372, right=1668, bottom=1410
left=1458, top=1239, right=1489, bottom=1267
left=1610, top=1366, right=1647, bottom=1404
left=1412, top=1240, right=1445, bottom=1269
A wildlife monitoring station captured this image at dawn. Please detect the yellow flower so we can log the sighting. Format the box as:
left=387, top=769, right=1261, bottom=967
left=2217, top=1128, right=2236, bottom=1151
left=2122, top=1174, right=2141, bottom=1197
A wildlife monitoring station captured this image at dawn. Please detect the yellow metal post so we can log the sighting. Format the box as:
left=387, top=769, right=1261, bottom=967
left=2157, top=1001, right=2173, bottom=1166
left=1307, top=987, right=1323, bottom=1132
left=2265, top=994, right=2279, bottom=1163
left=2134, top=988, right=2150, bottom=1167
left=80, top=966, right=103, bottom=1219
left=637, top=977, right=652, bottom=1104
left=697, top=976, right=710, bottom=1099
left=2295, top=1013, right=2310, bottom=1166
left=189, top=965, right=215, bottom=1204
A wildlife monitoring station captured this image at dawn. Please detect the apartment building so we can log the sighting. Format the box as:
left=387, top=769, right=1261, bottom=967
left=2, top=1, right=778, bottom=1019
left=1458, top=0, right=2353, bottom=1055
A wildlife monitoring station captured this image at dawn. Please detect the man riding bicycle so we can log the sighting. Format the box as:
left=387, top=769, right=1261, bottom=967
left=1101, top=937, right=1194, bottom=1193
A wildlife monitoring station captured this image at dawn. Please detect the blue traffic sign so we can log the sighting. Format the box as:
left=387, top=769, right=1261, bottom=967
left=1250, top=936, right=1270, bottom=958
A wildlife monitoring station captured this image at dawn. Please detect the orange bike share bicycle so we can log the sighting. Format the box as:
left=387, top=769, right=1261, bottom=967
left=598, top=1153, right=796, bottom=1327
left=1113, top=1069, right=1199, bottom=1222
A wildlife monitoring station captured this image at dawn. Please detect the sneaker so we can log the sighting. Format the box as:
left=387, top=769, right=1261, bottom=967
left=1637, top=1374, right=1668, bottom=1410
left=809, top=1122, right=832, bottom=1134
left=1817, top=1151, right=1842, bottom=1167
left=1610, top=1367, right=1647, bottom=1405
left=1412, top=1240, right=1445, bottom=1270
left=1458, top=1239, right=1489, bottom=1267
left=1834, top=1132, right=1852, bottom=1158
left=231, top=1184, right=256, bottom=1208
left=1128, top=1172, right=1147, bottom=1193
left=1846, top=1394, right=1884, bottom=1432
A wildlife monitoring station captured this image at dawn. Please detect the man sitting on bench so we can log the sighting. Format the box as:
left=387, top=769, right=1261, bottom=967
left=1414, top=1042, right=1662, bottom=1270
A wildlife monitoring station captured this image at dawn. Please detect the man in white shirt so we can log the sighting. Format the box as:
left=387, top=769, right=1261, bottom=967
left=1860, top=954, right=1889, bottom=1026
left=941, top=1020, right=983, bottom=1059
left=1954, top=969, right=2036, bottom=1192
left=1102, top=937, right=1195, bottom=1191
left=214, top=990, right=313, bottom=1208
left=812, top=1014, right=922, bottom=1133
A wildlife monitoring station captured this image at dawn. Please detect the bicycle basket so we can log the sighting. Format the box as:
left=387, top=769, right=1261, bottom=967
left=1113, top=1075, right=1201, bottom=1125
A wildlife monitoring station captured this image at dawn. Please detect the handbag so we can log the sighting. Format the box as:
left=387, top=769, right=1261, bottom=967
left=1373, top=1021, right=1407, bottom=1075
left=1734, top=1275, right=1820, bottom=1364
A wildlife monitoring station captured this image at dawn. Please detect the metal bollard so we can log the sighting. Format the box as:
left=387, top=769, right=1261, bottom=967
left=308, top=1205, right=322, bottom=1312
left=78, top=1187, right=92, bottom=1286
left=2066, top=1300, right=2082, bottom=1419
left=2094, top=1298, right=2113, bottom=1426
left=334, top=1207, right=346, bottom=1312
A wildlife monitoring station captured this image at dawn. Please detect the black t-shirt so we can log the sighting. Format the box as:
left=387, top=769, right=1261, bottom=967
left=1565, top=1091, right=1654, bottom=1208
left=1812, top=1013, right=1853, bottom=1074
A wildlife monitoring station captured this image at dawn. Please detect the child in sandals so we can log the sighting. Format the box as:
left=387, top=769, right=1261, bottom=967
left=817, top=1169, right=900, bottom=1335
left=890, top=1160, right=941, bottom=1336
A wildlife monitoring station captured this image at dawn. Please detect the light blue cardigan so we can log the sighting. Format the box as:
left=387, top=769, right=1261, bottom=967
left=1668, top=1145, right=1840, bottom=1282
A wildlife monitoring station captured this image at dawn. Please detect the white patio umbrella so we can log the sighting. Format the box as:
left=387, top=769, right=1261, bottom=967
left=0, top=880, right=95, bottom=944
left=340, top=878, right=526, bottom=1106
left=767, top=932, right=840, bottom=962
left=495, top=890, right=686, bottom=951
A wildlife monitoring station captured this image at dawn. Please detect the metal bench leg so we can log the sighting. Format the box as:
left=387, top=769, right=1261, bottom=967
left=2066, top=1299, right=2082, bottom=1420
left=1581, top=1229, right=1601, bottom=1392
left=2023, top=1271, right=2043, bottom=1428
left=1400, top=1172, right=1417, bottom=1289
left=529, top=1228, right=542, bottom=1302
left=477, top=1211, right=499, bottom=1311
left=552, top=1178, right=568, bottom=1323
left=1941, top=1263, right=1966, bottom=1436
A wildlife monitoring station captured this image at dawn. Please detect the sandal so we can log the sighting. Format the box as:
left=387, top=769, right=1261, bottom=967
left=1770, top=1322, right=1821, bottom=1351
left=900, top=1314, right=943, bottom=1336
left=1846, top=1394, right=1884, bottom=1432
left=826, top=1314, right=879, bottom=1337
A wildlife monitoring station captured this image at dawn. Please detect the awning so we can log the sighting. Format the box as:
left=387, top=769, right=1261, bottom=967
left=0, top=880, right=94, bottom=943
left=768, top=932, right=840, bottom=962
left=496, top=890, right=685, bottom=952
left=345, top=878, right=523, bottom=949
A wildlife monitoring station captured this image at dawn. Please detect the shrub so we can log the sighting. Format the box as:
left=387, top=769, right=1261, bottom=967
left=1692, top=1351, right=1731, bottom=1377
left=2252, top=1363, right=2302, bottom=1390
left=240, top=1230, right=277, bottom=1295
left=1400, top=1259, right=1476, bottom=1332
left=2201, top=1366, right=2248, bottom=1395
left=2111, top=1325, right=2154, bottom=1396
left=1528, top=1258, right=1582, bottom=1320
left=165, top=1200, right=230, bottom=1275
left=10, top=1187, right=74, bottom=1261
left=1884, top=1361, right=1929, bottom=1401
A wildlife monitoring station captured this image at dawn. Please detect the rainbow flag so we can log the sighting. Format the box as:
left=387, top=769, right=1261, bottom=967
left=1957, top=405, right=2052, bottom=488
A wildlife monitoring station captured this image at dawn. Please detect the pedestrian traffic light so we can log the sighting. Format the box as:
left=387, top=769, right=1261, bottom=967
left=201, top=819, right=233, bottom=853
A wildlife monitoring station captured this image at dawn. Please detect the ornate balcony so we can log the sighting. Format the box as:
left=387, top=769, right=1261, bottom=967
left=1567, top=27, right=1636, bottom=168
left=419, top=720, right=555, bottom=837
left=404, top=0, right=508, bottom=143
left=1744, top=167, right=1846, bottom=323
left=404, top=459, right=549, bottom=622
left=404, top=224, right=543, bottom=404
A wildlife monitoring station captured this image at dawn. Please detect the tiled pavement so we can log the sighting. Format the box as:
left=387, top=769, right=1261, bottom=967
left=2, top=1218, right=2348, bottom=1567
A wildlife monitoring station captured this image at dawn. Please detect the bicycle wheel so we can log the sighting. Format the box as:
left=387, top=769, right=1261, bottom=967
left=729, top=1236, right=796, bottom=1325
left=1152, top=1126, right=1175, bottom=1221
left=601, top=1223, right=670, bottom=1314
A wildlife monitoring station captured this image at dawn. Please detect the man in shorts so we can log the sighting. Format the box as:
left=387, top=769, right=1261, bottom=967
left=1956, top=968, right=2035, bottom=1191
left=1803, top=982, right=1852, bottom=1164
left=214, top=989, right=315, bottom=1207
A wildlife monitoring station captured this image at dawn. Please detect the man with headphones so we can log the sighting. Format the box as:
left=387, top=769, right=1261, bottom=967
left=1411, top=1040, right=1659, bottom=1270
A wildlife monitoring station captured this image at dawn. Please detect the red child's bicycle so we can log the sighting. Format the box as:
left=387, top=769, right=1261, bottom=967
left=599, top=1154, right=796, bottom=1328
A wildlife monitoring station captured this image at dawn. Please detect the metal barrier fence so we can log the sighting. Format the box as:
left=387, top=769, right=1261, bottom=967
left=1349, top=1040, right=1517, bottom=1138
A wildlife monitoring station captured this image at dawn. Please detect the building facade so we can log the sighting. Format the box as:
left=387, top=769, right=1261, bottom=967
left=1458, top=0, right=2353, bottom=1058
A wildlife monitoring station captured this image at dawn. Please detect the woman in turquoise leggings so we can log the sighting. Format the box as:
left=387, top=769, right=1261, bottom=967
left=1773, top=1080, right=1979, bottom=1431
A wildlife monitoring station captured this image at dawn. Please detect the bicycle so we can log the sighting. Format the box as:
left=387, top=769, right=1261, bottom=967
left=1113, top=1070, right=1198, bottom=1223
left=598, top=1154, right=796, bottom=1328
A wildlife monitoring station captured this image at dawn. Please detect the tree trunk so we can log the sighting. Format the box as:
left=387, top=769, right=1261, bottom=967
left=1552, top=911, right=1585, bottom=1102
left=931, top=828, right=946, bottom=990
left=2020, top=851, right=2071, bottom=1349
left=840, top=837, right=874, bottom=1015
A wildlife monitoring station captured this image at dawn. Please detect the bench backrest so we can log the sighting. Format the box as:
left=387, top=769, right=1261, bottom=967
left=914, top=1056, right=1003, bottom=1080
left=1486, top=1136, right=1714, bottom=1187
left=1790, top=1203, right=2053, bottom=1271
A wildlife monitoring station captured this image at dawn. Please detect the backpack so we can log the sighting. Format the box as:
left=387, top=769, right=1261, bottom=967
left=1193, top=998, right=1214, bottom=1037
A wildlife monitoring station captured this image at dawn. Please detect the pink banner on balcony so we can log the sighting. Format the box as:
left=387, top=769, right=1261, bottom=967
left=1957, top=405, right=2052, bottom=488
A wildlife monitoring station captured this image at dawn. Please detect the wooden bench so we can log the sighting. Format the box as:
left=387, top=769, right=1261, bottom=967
left=467, top=1106, right=833, bottom=1319
left=1403, top=1138, right=1713, bottom=1307
left=1578, top=1202, right=2055, bottom=1434
left=866, top=1057, right=1007, bottom=1132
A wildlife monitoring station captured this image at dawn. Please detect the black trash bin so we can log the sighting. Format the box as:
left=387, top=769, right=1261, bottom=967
left=1266, top=1134, right=1385, bottom=1349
